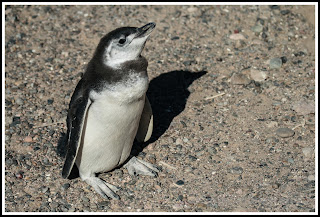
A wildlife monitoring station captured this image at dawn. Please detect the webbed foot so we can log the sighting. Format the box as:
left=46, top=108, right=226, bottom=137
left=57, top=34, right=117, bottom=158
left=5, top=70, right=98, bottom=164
left=124, top=156, right=161, bottom=177
left=83, top=177, right=121, bottom=200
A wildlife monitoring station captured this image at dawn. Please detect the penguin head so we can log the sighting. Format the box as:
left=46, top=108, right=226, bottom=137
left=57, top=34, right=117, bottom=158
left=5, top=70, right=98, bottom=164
left=97, top=22, right=156, bottom=69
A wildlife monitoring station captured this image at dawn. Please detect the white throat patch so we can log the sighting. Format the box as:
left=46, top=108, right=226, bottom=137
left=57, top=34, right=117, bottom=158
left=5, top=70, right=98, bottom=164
left=90, top=71, right=149, bottom=104
left=103, top=35, right=149, bottom=69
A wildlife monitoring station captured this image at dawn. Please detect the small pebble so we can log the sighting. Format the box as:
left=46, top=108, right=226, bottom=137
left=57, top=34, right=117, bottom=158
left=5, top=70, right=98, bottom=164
left=24, top=136, right=33, bottom=143
left=252, top=39, right=264, bottom=45
left=270, top=5, right=280, bottom=10
left=41, top=186, right=49, bottom=193
left=176, top=180, right=184, bottom=185
left=68, top=207, right=76, bottom=212
left=232, top=207, right=250, bottom=212
left=275, top=128, right=295, bottom=138
left=251, top=25, right=263, bottom=33
left=302, top=147, right=313, bottom=158
left=250, top=69, right=268, bottom=82
left=128, top=180, right=136, bottom=185
left=42, top=157, right=51, bottom=165
left=229, top=33, right=246, bottom=40
left=230, top=167, right=243, bottom=174
left=180, top=121, right=187, bottom=127
left=280, top=56, right=287, bottom=63
left=61, top=51, right=69, bottom=57
left=184, top=167, right=193, bottom=173
left=81, top=197, right=90, bottom=202
left=177, top=195, right=184, bottom=201
left=15, top=171, right=23, bottom=179
left=267, top=121, right=278, bottom=128
left=11, top=116, right=21, bottom=125
left=307, top=175, right=315, bottom=181
left=6, top=159, right=14, bottom=167
left=272, top=183, right=281, bottom=189
left=261, top=32, right=268, bottom=39
left=269, top=58, right=282, bottom=69
left=187, top=7, right=198, bottom=13
left=171, top=36, right=180, bottom=40
left=295, top=51, right=306, bottom=57
left=280, top=10, right=290, bottom=15
left=83, top=207, right=91, bottom=212
left=61, top=183, right=70, bottom=191
left=175, top=138, right=183, bottom=145
left=292, top=99, right=315, bottom=115
left=257, top=18, right=265, bottom=25
left=195, top=57, right=202, bottom=63
left=196, top=203, right=207, bottom=209
left=5, top=99, right=12, bottom=106
left=236, top=189, right=243, bottom=194
left=172, top=203, right=184, bottom=211
left=47, top=99, right=54, bottom=104
left=230, top=73, right=251, bottom=85
left=208, top=146, right=217, bottom=155
left=183, top=60, right=194, bottom=66
left=154, top=185, right=162, bottom=193
left=60, top=206, right=69, bottom=212
left=16, top=97, right=24, bottom=105
left=97, top=201, right=110, bottom=210
left=188, top=155, right=197, bottom=161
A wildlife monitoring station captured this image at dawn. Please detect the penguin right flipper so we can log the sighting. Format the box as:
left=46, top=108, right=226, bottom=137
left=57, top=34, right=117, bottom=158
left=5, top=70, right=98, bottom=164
left=61, top=79, right=91, bottom=179
left=135, top=96, right=153, bottom=143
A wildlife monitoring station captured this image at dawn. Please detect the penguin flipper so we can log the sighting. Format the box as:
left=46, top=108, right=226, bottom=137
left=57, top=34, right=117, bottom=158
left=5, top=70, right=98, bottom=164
left=62, top=87, right=91, bottom=179
left=136, top=96, right=153, bottom=143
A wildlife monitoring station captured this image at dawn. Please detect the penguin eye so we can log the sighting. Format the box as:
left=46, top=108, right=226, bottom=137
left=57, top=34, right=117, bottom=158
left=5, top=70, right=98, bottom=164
left=118, top=38, right=126, bottom=45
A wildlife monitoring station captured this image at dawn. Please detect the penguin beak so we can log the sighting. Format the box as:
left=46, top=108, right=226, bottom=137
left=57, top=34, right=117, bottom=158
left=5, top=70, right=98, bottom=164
left=135, top=22, right=156, bottom=38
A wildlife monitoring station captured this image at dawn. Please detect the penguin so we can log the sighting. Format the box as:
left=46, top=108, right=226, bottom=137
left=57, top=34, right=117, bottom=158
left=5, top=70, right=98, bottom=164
left=59, top=22, right=159, bottom=199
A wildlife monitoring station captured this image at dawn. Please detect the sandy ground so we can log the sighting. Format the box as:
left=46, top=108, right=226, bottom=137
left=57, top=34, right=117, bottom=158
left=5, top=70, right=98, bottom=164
left=4, top=4, right=316, bottom=213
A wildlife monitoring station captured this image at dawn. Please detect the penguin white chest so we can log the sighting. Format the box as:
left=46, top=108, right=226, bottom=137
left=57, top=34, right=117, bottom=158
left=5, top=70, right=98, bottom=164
left=75, top=74, right=148, bottom=174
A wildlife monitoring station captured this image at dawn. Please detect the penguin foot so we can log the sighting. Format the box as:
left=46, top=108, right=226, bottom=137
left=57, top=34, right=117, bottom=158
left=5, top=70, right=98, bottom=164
left=125, top=156, right=161, bottom=177
left=83, top=177, right=121, bottom=200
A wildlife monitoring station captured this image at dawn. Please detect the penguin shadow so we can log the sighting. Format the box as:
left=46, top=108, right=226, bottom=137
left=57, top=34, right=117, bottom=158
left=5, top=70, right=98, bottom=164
left=131, top=70, right=207, bottom=156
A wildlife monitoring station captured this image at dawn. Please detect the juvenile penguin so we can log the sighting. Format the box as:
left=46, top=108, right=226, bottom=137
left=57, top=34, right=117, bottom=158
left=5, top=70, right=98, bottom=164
left=60, top=22, right=158, bottom=199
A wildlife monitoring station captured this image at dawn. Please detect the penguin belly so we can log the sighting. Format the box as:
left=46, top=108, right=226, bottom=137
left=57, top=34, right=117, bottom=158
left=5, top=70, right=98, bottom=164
left=75, top=94, right=146, bottom=176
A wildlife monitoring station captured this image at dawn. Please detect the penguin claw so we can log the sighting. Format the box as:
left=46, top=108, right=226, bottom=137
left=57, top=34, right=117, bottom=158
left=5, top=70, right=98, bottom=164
left=124, top=157, right=160, bottom=177
left=152, top=170, right=158, bottom=178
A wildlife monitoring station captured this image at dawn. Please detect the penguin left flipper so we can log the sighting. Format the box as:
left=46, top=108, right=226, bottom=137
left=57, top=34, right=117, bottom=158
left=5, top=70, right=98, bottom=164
left=61, top=80, right=92, bottom=179
left=135, top=96, right=153, bottom=143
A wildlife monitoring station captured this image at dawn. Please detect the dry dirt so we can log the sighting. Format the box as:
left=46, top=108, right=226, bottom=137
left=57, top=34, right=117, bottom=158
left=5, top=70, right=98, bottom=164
left=4, top=4, right=316, bottom=213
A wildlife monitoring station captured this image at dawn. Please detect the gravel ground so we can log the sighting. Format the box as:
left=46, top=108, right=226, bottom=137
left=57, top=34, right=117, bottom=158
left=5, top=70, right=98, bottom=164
left=4, top=4, right=316, bottom=213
